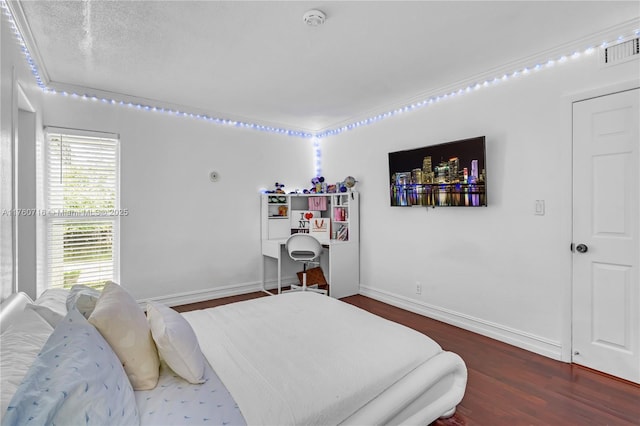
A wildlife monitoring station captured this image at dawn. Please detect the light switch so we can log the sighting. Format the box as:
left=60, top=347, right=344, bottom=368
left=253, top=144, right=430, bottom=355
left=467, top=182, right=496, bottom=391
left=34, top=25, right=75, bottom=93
left=535, top=200, right=545, bottom=216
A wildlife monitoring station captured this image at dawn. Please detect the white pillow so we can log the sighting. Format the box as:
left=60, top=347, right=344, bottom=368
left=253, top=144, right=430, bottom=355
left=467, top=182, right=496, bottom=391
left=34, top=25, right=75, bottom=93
left=25, top=303, right=65, bottom=327
left=33, top=288, right=68, bottom=317
left=88, top=281, right=160, bottom=390
left=66, top=284, right=101, bottom=318
left=3, top=307, right=140, bottom=425
left=146, top=301, right=206, bottom=384
left=25, top=288, right=70, bottom=327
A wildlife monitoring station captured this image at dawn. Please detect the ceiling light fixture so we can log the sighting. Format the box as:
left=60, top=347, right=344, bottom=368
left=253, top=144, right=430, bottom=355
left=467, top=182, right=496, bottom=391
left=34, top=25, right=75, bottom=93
left=303, top=9, right=326, bottom=27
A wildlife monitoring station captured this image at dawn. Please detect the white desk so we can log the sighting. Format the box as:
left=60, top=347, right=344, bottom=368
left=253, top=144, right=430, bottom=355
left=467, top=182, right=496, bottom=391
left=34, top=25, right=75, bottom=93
left=260, top=238, right=359, bottom=299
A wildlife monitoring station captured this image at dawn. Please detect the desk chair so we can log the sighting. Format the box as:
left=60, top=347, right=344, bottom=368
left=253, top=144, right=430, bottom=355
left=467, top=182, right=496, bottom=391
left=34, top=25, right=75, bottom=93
left=284, top=233, right=327, bottom=295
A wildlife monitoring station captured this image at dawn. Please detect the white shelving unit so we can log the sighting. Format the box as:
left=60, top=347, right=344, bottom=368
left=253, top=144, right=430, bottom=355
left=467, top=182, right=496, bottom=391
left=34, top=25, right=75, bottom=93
left=260, top=192, right=359, bottom=298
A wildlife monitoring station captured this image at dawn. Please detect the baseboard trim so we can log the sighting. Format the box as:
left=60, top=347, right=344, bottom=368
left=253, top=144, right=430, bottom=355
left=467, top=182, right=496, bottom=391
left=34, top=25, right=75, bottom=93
left=140, top=282, right=563, bottom=360
left=359, top=285, right=563, bottom=361
left=139, top=276, right=299, bottom=307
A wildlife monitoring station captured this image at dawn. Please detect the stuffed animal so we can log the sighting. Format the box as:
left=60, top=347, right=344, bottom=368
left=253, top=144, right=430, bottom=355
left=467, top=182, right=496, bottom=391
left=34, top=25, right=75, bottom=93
left=265, top=182, right=285, bottom=194
left=311, top=176, right=325, bottom=193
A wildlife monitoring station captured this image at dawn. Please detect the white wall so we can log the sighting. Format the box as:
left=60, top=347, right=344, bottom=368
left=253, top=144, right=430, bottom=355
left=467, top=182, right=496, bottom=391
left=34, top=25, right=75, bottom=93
left=0, top=13, right=16, bottom=301
left=17, top=109, right=37, bottom=299
left=4, top=5, right=639, bottom=363
left=1, top=14, right=44, bottom=301
left=321, top=53, right=640, bottom=359
left=40, top=95, right=315, bottom=301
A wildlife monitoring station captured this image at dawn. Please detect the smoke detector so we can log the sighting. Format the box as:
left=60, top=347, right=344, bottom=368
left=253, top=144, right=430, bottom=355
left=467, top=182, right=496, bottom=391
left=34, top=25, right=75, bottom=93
left=303, top=9, right=326, bottom=26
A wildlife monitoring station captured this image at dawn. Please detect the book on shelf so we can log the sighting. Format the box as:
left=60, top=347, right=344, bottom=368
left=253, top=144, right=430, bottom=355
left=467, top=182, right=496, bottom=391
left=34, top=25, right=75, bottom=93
left=334, top=207, right=348, bottom=221
left=336, top=225, right=349, bottom=241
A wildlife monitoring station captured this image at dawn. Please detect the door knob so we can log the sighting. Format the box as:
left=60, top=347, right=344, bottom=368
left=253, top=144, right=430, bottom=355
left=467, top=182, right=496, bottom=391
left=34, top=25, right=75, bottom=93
left=576, top=244, right=588, bottom=253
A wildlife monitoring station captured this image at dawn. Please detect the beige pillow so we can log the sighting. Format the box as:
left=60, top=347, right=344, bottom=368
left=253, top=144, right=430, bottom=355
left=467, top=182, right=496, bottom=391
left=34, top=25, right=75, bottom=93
left=88, top=281, right=159, bottom=390
left=147, top=301, right=206, bottom=384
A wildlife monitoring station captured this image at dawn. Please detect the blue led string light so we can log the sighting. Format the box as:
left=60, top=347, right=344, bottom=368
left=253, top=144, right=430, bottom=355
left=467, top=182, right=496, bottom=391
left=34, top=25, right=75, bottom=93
left=39, top=87, right=314, bottom=138
left=312, top=137, right=322, bottom=177
left=2, top=0, right=638, bottom=145
left=314, top=34, right=639, bottom=139
left=0, top=0, right=313, bottom=139
left=1, top=0, right=44, bottom=88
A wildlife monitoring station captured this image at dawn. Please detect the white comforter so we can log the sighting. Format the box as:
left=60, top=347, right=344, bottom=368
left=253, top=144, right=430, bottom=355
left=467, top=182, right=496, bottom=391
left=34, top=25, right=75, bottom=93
left=182, top=292, right=443, bottom=425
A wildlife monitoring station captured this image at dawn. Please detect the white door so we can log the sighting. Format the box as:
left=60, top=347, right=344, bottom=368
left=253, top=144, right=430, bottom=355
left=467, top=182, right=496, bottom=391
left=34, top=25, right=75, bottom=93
left=572, top=88, right=640, bottom=384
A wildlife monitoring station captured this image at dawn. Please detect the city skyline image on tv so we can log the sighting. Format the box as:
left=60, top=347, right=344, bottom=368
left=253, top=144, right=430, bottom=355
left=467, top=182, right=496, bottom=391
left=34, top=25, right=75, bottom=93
left=388, top=136, right=487, bottom=207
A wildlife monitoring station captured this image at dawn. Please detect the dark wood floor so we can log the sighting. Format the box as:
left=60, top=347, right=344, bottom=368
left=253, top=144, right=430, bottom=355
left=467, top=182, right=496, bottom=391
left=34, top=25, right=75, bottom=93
left=174, top=292, right=640, bottom=426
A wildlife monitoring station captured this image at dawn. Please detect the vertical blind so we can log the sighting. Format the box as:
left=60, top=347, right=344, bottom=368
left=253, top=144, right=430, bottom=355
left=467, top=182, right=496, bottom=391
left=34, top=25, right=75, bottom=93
left=46, top=130, right=119, bottom=289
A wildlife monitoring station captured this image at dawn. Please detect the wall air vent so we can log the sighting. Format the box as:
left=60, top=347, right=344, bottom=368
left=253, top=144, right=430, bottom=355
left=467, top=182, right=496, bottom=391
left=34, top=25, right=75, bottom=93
left=602, top=37, right=640, bottom=66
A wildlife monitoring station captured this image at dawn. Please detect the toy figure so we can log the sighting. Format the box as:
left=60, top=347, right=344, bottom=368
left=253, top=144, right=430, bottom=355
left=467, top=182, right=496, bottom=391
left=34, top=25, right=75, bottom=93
left=311, top=176, right=325, bottom=193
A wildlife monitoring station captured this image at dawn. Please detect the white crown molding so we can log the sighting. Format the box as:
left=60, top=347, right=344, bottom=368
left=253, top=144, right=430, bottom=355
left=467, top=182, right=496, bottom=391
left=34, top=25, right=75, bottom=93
left=4, top=1, right=639, bottom=138
left=43, top=80, right=318, bottom=137
left=6, top=0, right=50, bottom=86
left=317, top=18, right=640, bottom=136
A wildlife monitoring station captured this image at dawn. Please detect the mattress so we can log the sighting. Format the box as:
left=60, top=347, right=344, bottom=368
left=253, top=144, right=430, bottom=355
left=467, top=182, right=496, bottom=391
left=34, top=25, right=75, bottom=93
left=135, top=361, right=245, bottom=426
left=0, top=307, right=53, bottom=416
left=183, top=292, right=462, bottom=425
left=2, top=290, right=466, bottom=425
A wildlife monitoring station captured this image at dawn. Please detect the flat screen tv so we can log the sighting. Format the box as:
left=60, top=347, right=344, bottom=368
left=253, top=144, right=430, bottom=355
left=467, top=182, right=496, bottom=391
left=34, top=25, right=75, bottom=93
left=388, top=136, right=487, bottom=207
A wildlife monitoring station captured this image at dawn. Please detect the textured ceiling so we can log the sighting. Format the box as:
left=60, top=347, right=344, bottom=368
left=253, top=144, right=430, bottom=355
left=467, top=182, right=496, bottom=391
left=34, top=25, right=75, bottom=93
left=16, top=1, right=640, bottom=131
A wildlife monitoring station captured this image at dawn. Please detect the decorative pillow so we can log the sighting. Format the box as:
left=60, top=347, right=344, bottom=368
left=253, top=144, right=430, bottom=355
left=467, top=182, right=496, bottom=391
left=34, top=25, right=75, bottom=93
left=0, top=308, right=53, bottom=417
left=88, top=281, right=160, bottom=390
left=146, top=301, right=206, bottom=384
left=25, top=303, right=65, bottom=327
left=66, top=284, right=101, bottom=318
left=33, top=288, right=68, bottom=317
left=3, top=308, right=140, bottom=425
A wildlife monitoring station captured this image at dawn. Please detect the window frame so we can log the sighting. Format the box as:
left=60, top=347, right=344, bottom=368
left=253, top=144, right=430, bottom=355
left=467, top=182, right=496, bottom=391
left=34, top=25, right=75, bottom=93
left=44, top=127, right=121, bottom=290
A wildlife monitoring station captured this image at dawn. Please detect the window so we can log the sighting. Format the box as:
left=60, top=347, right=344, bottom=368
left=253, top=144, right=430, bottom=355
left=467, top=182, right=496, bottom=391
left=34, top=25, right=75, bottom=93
left=45, top=129, right=120, bottom=289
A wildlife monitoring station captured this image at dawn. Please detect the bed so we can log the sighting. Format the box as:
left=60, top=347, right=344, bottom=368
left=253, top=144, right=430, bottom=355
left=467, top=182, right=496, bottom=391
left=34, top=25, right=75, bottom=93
left=0, top=285, right=467, bottom=425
